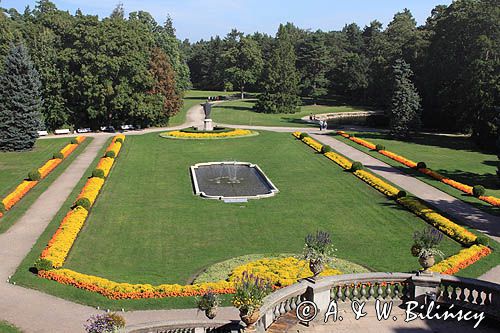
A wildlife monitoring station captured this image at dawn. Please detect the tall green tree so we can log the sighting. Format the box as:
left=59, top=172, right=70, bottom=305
left=222, top=34, right=263, bottom=99
left=0, top=44, right=42, bottom=151
left=389, top=59, right=421, bottom=138
left=254, top=24, right=300, bottom=114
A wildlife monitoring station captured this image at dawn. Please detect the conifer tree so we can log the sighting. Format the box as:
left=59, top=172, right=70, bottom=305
left=389, top=58, right=421, bottom=138
left=0, top=44, right=42, bottom=151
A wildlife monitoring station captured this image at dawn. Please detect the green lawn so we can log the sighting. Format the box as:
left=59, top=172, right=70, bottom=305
left=335, top=131, right=500, bottom=216
left=0, top=138, right=92, bottom=233
left=168, top=90, right=238, bottom=126
left=212, top=99, right=372, bottom=127
left=13, top=131, right=498, bottom=310
left=0, top=321, right=21, bottom=333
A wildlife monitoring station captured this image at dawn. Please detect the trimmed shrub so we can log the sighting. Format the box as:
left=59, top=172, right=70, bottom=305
left=53, top=152, right=64, bottom=159
left=115, top=137, right=124, bottom=143
left=416, top=162, right=427, bottom=169
left=105, top=150, right=116, bottom=158
left=299, top=133, right=309, bottom=140
left=321, top=145, right=332, bottom=154
left=375, top=144, right=385, bottom=151
left=350, top=161, right=363, bottom=172
left=475, top=235, right=490, bottom=246
left=75, top=197, right=91, bottom=210
left=28, top=170, right=41, bottom=181
left=92, top=169, right=105, bottom=179
left=34, top=258, right=53, bottom=271
left=0, top=201, right=5, bottom=213
left=472, top=185, right=486, bottom=198
left=70, top=138, right=79, bottom=144
left=396, top=190, right=407, bottom=199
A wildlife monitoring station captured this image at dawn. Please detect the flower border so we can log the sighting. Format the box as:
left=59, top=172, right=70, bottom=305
left=160, top=128, right=258, bottom=140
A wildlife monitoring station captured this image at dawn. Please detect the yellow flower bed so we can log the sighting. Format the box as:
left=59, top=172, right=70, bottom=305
left=38, top=158, right=62, bottom=179
left=60, top=143, right=78, bottom=158
left=354, top=170, right=400, bottom=198
left=96, top=157, right=114, bottom=177
left=302, top=137, right=323, bottom=152
left=229, top=257, right=341, bottom=287
left=106, top=141, right=122, bottom=157
left=41, top=206, right=89, bottom=267
left=76, top=177, right=105, bottom=205
left=324, top=151, right=352, bottom=169
left=429, top=245, right=491, bottom=274
left=114, top=134, right=125, bottom=142
left=397, top=197, right=477, bottom=245
left=163, top=129, right=254, bottom=139
left=2, top=180, right=38, bottom=210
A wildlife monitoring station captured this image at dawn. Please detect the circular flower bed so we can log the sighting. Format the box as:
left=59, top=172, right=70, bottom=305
left=160, top=128, right=258, bottom=139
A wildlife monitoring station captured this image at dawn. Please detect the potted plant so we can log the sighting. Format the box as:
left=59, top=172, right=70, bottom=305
left=197, top=290, right=220, bottom=319
left=411, top=227, right=444, bottom=273
left=232, top=272, right=272, bottom=327
left=301, top=230, right=335, bottom=278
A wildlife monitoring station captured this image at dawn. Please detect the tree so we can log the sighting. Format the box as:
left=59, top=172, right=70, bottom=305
left=223, top=34, right=263, bottom=99
left=149, top=47, right=182, bottom=123
left=254, top=24, right=300, bottom=114
left=389, top=59, right=421, bottom=138
left=296, top=32, right=330, bottom=102
left=0, top=44, right=42, bottom=151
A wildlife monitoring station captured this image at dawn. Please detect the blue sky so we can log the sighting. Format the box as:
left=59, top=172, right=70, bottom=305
left=2, top=0, right=451, bottom=41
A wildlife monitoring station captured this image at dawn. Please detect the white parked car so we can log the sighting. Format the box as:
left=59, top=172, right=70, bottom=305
left=37, top=130, right=48, bottom=136
left=120, top=124, right=135, bottom=130
left=77, top=128, right=92, bottom=133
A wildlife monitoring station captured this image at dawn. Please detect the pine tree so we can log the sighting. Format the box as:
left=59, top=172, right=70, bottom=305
left=254, top=25, right=300, bottom=114
left=389, top=58, right=421, bottom=138
left=0, top=44, right=42, bottom=151
left=149, top=47, right=182, bottom=123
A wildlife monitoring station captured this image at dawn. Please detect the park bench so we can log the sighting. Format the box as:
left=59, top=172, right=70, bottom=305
left=54, top=129, right=71, bottom=135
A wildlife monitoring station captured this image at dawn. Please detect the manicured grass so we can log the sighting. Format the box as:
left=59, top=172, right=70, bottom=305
left=0, top=138, right=92, bottom=234
left=212, top=99, right=372, bottom=127
left=334, top=131, right=500, bottom=216
left=168, top=90, right=238, bottom=126
left=0, top=321, right=21, bottom=333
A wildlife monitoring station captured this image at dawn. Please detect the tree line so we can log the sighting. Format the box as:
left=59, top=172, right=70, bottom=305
left=0, top=0, right=188, bottom=133
left=183, top=0, right=499, bottom=147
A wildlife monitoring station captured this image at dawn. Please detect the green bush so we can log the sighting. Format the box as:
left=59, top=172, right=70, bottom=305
left=34, top=258, right=53, bottom=271
left=105, top=150, right=116, bottom=158
left=321, top=145, right=332, bottom=154
left=115, top=137, right=124, bottom=143
left=416, top=162, right=427, bottom=169
left=75, top=197, right=91, bottom=210
left=475, top=235, right=490, bottom=246
left=375, top=144, right=385, bottom=151
left=28, top=170, right=41, bottom=181
left=299, top=133, right=309, bottom=140
left=0, top=202, right=5, bottom=213
left=70, top=138, right=79, bottom=144
left=396, top=190, right=407, bottom=199
left=472, top=185, right=486, bottom=198
left=53, top=152, right=64, bottom=159
left=92, top=169, right=105, bottom=179
left=350, top=161, right=363, bottom=172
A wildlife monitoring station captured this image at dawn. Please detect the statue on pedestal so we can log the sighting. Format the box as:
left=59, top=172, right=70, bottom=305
left=202, top=99, right=213, bottom=131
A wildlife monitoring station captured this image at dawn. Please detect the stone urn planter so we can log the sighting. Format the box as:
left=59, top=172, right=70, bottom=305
left=419, top=255, right=435, bottom=272
left=309, top=259, right=324, bottom=277
left=205, top=307, right=217, bottom=319
left=240, top=309, right=260, bottom=327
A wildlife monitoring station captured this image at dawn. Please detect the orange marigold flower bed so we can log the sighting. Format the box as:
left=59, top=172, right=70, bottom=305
left=96, top=157, right=114, bottom=177
left=2, top=181, right=38, bottom=210
left=38, top=158, right=62, bottom=179
left=429, top=245, right=492, bottom=275
left=76, top=177, right=105, bottom=205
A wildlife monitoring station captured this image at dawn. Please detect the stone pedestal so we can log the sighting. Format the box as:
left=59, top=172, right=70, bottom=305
left=204, top=119, right=214, bottom=131
left=411, top=274, right=441, bottom=305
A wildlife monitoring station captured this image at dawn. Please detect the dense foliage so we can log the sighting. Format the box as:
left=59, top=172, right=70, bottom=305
left=184, top=0, right=498, bottom=147
left=0, top=1, right=188, bottom=131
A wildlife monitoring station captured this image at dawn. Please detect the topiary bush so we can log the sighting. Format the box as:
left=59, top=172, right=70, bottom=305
left=299, top=133, right=309, bottom=140
left=475, top=235, right=490, bottom=246
left=71, top=138, right=79, bottom=144
left=472, top=185, right=486, bottom=198
left=105, top=150, right=116, bottom=158
left=350, top=161, right=363, bottom=172
left=28, top=170, right=41, bottom=181
left=396, top=190, right=407, bottom=199
left=321, top=145, right=332, bottom=154
left=416, top=162, right=427, bottom=169
left=92, top=169, right=105, bottom=179
left=0, top=202, right=5, bottom=213
left=375, top=144, right=385, bottom=151
left=53, top=152, right=64, bottom=159
left=34, top=258, right=53, bottom=271
left=115, top=137, right=124, bottom=143
left=75, top=197, right=91, bottom=210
